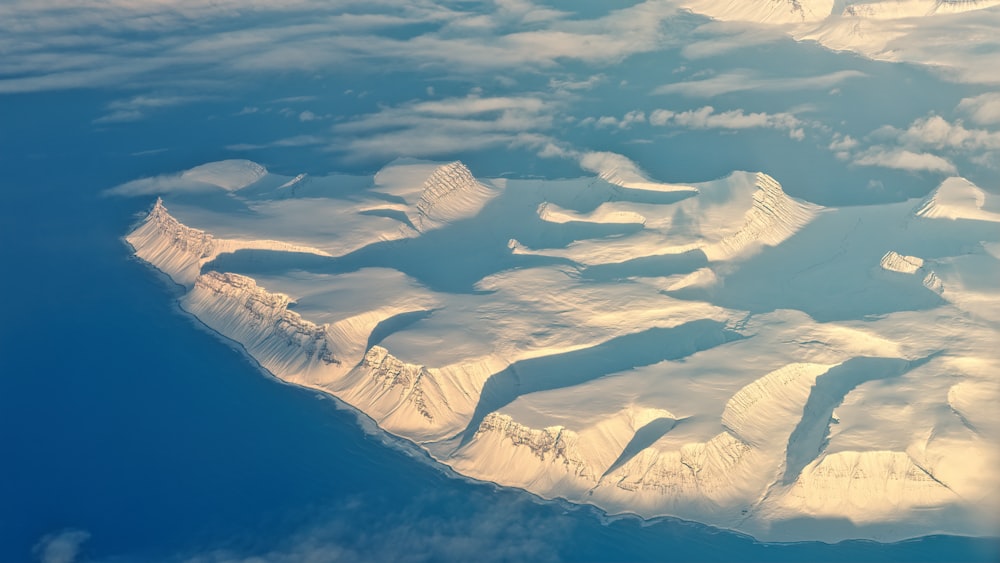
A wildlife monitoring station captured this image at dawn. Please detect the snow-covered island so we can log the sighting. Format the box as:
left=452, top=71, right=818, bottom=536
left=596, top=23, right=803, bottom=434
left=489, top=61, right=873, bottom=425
left=122, top=158, right=1000, bottom=543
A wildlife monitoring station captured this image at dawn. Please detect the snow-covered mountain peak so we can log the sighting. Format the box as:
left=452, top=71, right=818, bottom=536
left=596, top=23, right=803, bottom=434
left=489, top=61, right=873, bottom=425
left=915, top=177, right=1000, bottom=221
left=413, top=161, right=499, bottom=231
left=699, top=172, right=822, bottom=260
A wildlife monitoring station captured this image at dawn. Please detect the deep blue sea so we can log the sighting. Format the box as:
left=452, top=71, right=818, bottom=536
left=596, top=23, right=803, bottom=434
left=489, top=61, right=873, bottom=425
left=2, top=58, right=1000, bottom=563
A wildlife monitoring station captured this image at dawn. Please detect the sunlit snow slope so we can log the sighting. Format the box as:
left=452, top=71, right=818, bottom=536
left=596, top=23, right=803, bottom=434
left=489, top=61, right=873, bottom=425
left=123, top=159, right=1000, bottom=543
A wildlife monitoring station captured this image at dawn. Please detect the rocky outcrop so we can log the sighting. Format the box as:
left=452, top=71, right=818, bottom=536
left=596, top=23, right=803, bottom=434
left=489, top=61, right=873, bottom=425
left=880, top=251, right=925, bottom=274
left=413, top=161, right=497, bottom=231
left=127, top=199, right=217, bottom=287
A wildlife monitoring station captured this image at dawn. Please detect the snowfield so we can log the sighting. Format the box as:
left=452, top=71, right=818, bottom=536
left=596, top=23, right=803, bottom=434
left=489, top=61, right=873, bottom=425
left=124, top=158, right=1000, bottom=543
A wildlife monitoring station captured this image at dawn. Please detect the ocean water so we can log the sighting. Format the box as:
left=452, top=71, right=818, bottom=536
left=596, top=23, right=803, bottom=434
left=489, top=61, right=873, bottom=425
left=2, top=46, right=999, bottom=563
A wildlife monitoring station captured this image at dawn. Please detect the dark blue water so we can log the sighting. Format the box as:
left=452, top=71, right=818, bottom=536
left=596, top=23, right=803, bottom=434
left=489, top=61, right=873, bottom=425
left=2, top=59, right=999, bottom=563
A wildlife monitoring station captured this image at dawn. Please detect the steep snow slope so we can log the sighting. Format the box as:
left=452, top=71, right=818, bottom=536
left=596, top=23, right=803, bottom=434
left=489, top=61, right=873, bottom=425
left=513, top=171, right=819, bottom=265
left=915, top=177, right=1000, bottom=222
left=124, top=161, right=1000, bottom=543
left=537, top=202, right=646, bottom=226
left=578, top=151, right=698, bottom=194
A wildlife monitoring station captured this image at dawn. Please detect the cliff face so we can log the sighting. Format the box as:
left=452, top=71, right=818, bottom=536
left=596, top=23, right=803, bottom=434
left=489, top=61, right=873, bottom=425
left=880, top=251, right=925, bottom=274
left=127, top=199, right=217, bottom=287
left=126, top=199, right=331, bottom=287
left=183, top=272, right=342, bottom=378
left=705, top=173, right=820, bottom=260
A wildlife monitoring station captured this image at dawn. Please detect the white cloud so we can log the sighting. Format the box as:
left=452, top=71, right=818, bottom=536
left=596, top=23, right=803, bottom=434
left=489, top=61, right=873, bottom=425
left=93, top=95, right=206, bottom=124
left=576, top=150, right=694, bottom=192
left=621, top=110, right=647, bottom=128
left=958, top=93, right=1000, bottom=125
left=593, top=110, right=646, bottom=129
left=649, top=106, right=805, bottom=138
left=408, top=95, right=547, bottom=117
left=654, top=70, right=865, bottom=97
left=331, top=94, right=556, bottom=159
left=549, top=74, right=605, bottom=92
left=226, top=135, right=327, bottom=151
left=0, top=1, right=682, bottom=94
left=900, top=114, right=1000, bottom=152
left=104, top=159, right=268, bottom=196
left=830, top=109, right=1000, bottom=174
left=595, top=116, right=619, bottom=128
left=32, top=529, right=89, bottom=563
left=270, top=95, right=319, bottom=104
left=578, top=151, right=644, bottom=177
left=105, top=173, right=221, bottom=196
left=853, top=147, right=957, bottom=174
left=828, top=133, right=859, bottom=152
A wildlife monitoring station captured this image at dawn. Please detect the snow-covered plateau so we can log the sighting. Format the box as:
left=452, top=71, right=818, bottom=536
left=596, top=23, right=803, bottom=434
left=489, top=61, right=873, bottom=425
left=679, top=0, right=1000, bottom=84
left=124, top=158, right=1000, bottom=543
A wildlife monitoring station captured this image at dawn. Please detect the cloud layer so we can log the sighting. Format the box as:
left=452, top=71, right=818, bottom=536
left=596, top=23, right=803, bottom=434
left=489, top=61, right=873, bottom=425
left=0, top=0, right=683, bottom=94
left=330, top=94, right=556, bottom=160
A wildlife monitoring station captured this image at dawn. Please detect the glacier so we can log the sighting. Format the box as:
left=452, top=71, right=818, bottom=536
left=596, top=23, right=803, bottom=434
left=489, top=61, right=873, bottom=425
left=122, top=158, right=1000, bottom=543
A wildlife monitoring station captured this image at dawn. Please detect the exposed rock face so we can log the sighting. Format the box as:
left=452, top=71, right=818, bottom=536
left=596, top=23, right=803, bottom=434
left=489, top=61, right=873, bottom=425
left=127, top=199, right=216, bottom=287
left=361, top=346, right=443, bottom=421
left=610, top=432, right=754, bottom=499
left=880, top=251, right=925, bottom=274
left=477, top=413, right=572, bottom=462
left=922, top=271, right=944, bottom=293
left=184, top=272, right=340, bottom=375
